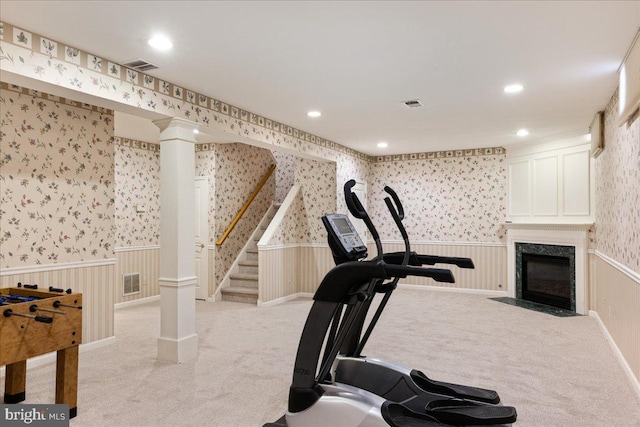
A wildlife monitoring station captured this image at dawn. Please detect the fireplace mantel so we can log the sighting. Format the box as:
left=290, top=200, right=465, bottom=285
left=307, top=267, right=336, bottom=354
left=503, top=222, right=593, bottom=231
left=505, top=223, right=592, bottom=314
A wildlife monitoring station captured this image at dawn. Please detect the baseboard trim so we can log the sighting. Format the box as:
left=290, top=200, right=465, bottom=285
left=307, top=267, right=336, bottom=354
left=397, top=283, right=508, bottom=297
left=257, top=292, right=313, bottom=307
left=115, top=295, right=161, bottom=310
left=0, top=336, right=116, bottom=376
left=589, top=310, right=640, bottom=402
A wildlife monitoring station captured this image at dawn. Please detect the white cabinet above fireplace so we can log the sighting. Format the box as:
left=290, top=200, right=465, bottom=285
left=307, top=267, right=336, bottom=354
left=506, top=135, right=594, bottom=224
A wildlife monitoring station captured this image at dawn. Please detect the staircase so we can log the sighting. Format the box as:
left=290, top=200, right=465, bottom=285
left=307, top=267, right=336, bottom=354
left=220, top=204, right=279, bottom=304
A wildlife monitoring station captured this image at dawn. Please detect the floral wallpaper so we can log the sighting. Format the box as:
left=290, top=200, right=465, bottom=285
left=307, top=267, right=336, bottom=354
left=265, top=158, right=336, bottom=246
left=0, top=84, right=114, bottom=267
left=195, top=144, right=217, bottom=245
left=596, top=90, right=640, bottom=274
left=369, top=154, right=507, bottom=243
left=295, top=158, right=337, bottom=243
left=336, top=152, right=371, bottom=216
left=266, top=189, right=306, bottom=246
left=214, top=143, right=275, bottom=284
left=113, top=137, right=160, bottom=247
left=272, top=150, right=295, bottom=204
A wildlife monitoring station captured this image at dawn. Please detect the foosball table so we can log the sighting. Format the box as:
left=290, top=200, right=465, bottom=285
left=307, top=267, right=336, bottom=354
left=0, top=283, right=82, bottom=418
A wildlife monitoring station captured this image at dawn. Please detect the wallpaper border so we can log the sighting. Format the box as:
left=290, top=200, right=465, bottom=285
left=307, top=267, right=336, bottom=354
left=0, top=21, right=370, bottom=162
left=373, top=147, right=505, bottom=162
left=114, top=136, right=159, bottom=151
left=0, top=81, right=113, bottom=114
left=1, top=21, right=508, bottom=166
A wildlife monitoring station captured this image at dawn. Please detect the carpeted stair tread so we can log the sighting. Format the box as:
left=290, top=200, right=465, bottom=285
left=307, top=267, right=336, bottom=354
left=222, top=286, right=258, bottom=295
left=230, top=273, right=259, bottom=281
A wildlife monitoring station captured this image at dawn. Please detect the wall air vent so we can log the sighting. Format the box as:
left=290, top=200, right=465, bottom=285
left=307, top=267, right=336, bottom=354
left=402, top=99, right=424, bottom=108
left=123, top=272, right=141, bottom=296
left=122, top=59, right=159, bottom=72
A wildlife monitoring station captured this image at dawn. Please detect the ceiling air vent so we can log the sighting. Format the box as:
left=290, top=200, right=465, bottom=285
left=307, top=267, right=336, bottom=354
left=402, top=99, right=424, bottom=108
left=122, top=58, right=159, bottom=72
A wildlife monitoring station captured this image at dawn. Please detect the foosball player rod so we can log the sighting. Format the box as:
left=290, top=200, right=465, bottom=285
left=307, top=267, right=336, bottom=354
left=30, top=304, right=67, bottom=315
left=3, top=308, right=54, bottom=323
left=48, top=286, right=72, bottom=294
left=16, top=282, right=39, bottom=289
left=53, top=300, right=82, bottom=310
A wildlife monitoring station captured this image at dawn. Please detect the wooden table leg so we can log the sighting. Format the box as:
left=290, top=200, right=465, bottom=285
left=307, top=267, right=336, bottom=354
left=56, top=346, right=78, bottom=418
left=4, top=360, right=27, bottom=403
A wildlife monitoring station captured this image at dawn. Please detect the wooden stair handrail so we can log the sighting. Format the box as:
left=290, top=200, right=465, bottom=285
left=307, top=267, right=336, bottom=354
left=216, top=164, right=277, bottom=246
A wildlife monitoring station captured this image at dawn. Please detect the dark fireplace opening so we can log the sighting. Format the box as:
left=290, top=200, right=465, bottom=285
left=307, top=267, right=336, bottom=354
left=522, top=253, right=571, bottom=310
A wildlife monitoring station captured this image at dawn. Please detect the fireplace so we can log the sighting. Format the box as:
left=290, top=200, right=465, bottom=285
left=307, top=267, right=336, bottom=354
left=506, top=223, right=590, bottom=315
left=515, top=244, right=575, bottom=311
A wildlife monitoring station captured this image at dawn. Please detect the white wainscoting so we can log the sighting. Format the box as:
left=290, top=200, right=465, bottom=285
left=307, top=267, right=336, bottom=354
left=258, top=241, right=506, bottom=304
left=259, top=245, right=298, bottom=303
left=258, top=244, right=333, bottom=304
left=379, top=241, right=508, bottom=291
left=114, top=246, right=161, bottom=305
left=590, top=251, right=640, bottom=392
left=0, top=259, right=116, bottom=344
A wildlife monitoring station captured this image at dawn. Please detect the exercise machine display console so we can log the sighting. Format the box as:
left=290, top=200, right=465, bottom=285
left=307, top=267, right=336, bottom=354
left=322, top=214, right=367, bottom=263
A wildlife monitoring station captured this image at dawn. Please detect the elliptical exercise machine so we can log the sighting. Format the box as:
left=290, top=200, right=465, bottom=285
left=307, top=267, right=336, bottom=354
left=265, top=181, right=517, bottom=426
left=332, top=182, right=505, bottom=407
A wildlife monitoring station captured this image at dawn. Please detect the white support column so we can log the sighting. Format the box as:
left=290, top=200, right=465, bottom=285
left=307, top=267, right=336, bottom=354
left=154, top=117, right=200, bottom=363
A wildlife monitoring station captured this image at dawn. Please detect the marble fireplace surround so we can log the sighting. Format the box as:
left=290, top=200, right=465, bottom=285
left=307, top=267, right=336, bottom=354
left=505, top=223, right=592, bottom=315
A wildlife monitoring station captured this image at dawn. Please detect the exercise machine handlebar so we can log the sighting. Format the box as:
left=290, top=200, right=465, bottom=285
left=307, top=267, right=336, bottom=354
left=344, top=179, right=383, bottom=259
left=383, top=185, right=404, bottom=221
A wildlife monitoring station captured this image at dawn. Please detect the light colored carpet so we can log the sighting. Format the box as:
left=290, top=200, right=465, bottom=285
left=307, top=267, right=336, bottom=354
left=3, top=288, right=639, bottom=426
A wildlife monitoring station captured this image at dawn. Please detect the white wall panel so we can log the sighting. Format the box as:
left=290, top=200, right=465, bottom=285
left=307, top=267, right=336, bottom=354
left=563, top=150, right=591, bottom=216
left=507, top=140, right=593, bottom=223
left=533, top=156, right=558, bottom=215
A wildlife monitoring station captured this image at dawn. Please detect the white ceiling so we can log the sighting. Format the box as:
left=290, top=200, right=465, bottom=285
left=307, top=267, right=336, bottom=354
left=1, top=1, right=638, bottom=155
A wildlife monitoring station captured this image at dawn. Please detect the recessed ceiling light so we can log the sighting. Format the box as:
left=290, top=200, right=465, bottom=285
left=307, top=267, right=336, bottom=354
left=307, top=111, right=321, bottom=118
left=377, top=142, right=388, bottom=148
left=148, top=35, right=173, bottom=51
left=193, top=129, right=199, bottom=134
left=516, top=129, right=530, bottom=137
left=504, top=84, right=524, bottom=93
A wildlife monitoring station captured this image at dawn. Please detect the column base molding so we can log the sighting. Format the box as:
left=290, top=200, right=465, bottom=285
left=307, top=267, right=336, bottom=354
left=157, top=334, right=199, bottom=363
